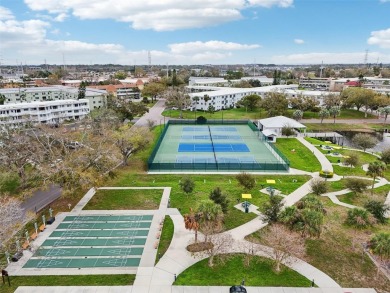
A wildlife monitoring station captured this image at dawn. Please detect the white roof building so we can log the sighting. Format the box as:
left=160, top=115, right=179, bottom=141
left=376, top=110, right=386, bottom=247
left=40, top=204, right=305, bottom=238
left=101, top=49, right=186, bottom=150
left=258, top=116, right=306, bottom=139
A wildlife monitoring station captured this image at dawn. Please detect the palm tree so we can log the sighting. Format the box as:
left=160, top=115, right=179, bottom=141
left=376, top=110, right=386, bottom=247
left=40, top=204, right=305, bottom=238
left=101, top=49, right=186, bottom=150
left=370, top=232, right=390, bottom=261
left=366, top=161, right=387, bottom=195
left=197, top=199, right=223, bottom=241
left=184, top=208, right=200, bottom=243
left=203, top=95, right=211, bottom=113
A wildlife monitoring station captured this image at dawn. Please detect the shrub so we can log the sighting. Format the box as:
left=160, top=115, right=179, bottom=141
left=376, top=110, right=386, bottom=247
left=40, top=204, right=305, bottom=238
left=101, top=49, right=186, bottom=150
left=319, top=170, right=333, bottom=178
left=236, top=172, right=255, bottom=190
left=381, top=147, right=390, bottom=164
left=262, top=196, right=283, bottom=224
left=310, top=178, right=328, bottom=196
left=344, top=178, right=370, bottom=195
left=209, top=187, right=229, bottom=214
left=180, top=177, right=195, bottom=195
left=345, top=208, right=376, bottom=229
left=364, top=200, right=390, bottom=224
left=370, top=232, right=390, bottom=260
left=196, top=116, right=207, bottom=124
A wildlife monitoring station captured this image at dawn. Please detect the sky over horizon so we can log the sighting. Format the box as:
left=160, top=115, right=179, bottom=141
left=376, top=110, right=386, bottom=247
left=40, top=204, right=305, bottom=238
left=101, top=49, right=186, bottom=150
left=0, top=0, right=390, bottom=66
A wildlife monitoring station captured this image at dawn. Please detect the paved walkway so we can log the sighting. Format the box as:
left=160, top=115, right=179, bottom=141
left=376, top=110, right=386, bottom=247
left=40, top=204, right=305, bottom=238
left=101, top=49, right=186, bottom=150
left=297, top=137, right=333, bottom=172
left=134, top=99, right=167, bottom=127
left=13, top=134, right=387, bottom=293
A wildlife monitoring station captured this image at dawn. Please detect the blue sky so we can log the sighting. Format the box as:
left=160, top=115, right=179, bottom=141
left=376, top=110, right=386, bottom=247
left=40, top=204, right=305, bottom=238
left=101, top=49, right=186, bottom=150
left=0, top=0, right=389, bottom=65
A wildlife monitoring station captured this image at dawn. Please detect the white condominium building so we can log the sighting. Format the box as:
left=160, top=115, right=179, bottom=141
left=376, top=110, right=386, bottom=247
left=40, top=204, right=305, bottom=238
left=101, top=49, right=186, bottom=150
left=0, top=99, right=90, bottom=127
left=0, top=86, right=106, bottom=110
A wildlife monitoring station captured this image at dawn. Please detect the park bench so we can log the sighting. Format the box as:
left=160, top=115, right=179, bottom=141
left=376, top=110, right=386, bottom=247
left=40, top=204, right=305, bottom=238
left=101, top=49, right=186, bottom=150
left=22, top=241, right=29, bottom=250
left=30, top=232, right=38, bottom=241
left=39, top=224, right=45, bottom=232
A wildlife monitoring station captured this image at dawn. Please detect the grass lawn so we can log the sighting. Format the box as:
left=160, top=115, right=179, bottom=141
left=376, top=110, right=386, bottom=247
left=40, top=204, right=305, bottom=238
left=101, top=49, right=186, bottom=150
left=0, top=274, right=135, bottom=293
left=107, top=171, right=310, bottom=230
left=174, top=254, right=312, bottom=287
left=338, top=185, right=390, bottom=207
left=274, top=138, right=321, bottom=172
left=156, top=216, right=174, bottom=264
left=162, top=108, right=376, bottom=121
left=83, top=189, right=163, bottom=210
left=304, top=199, right=390, bottom=292
left=304, top=123, right=386, bottom=132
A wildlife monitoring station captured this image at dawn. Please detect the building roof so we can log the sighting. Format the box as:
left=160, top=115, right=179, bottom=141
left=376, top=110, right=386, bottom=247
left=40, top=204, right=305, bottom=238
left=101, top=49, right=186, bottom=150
left=259, top=116, right=306, bottom=129
left=262, top=129, right=277, bottom=136
left=345, top=81, right=360, bottom=86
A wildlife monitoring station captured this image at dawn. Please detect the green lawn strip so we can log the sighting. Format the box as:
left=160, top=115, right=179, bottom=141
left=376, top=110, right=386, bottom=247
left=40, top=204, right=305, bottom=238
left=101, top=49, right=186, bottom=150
left=174, top=254, right=312, bottom=287
left=83, top=189, right=163, bottom=210
left=275, top=138, right=321, bottom=172
left=156, top=216, right=174, bottom=265
left=162, top=108, right=264, bottom=120
left=105, top=173, right=309, bottom=230
left=0, top=274, right=135, bottom=293
left=304, top=123, right=386, bottom=132
left=338, top=185, right=390, bottom=206
left=162, top=109, right=375, bottom=121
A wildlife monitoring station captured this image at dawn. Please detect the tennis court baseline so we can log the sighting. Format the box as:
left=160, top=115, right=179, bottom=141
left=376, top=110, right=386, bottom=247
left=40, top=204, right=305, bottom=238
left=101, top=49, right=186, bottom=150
left=178, top=143, right=250, bottom=152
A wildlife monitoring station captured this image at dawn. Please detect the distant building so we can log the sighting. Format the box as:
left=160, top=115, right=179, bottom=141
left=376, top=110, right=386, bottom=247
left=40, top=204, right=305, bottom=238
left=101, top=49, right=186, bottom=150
left=0, top=99, right=90, bottom=128
left=88, top=84, right=141, bottom=99
left=299, top=77, right=332, bottom=91
left=0, top=86, right=106, bottom=110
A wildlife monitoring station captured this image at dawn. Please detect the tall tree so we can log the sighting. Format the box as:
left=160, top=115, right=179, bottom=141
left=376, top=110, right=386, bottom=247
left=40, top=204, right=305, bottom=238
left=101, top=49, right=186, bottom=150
left=164, top=87, right=192, bottom=119
left=141, top=82, right=166, bottom=102
left=366, top=161, right=387, bottom=194
left=114, top=126, right=152, bottom=166
left=209, top=187, right=229, bottom=214
left=379, top=107, right=390, bottom=122
left=237, top=94, right=261, bottom=112
left=259, top=224, right=305, bottom=273
left=318, top=109, right=330, bottom=124
left=261, top=92, right=288, bottom=117
left=352, top=133, right=378, bottom=152
left=197, top=199, right=224, bottom=242
left=184, top=208, right=200, bottom=243
left=328, top=106, right=340, bottom=124
left=78, top=81, right=86, bottom=100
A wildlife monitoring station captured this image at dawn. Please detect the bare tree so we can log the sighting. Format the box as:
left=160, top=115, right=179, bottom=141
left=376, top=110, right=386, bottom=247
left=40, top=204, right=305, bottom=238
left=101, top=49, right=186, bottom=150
left=0, top=196, right=28, bottom=246
left=164, top=87, right=192, bottom=119
left=114, top=126, right=152, bottom=166
left=259, top=224, right=305, bottom=272
left=205, top=233, right=234, bottom=267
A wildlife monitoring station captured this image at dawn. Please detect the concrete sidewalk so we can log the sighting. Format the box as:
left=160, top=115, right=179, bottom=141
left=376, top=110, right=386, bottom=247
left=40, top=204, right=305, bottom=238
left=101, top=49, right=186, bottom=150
left=297, top=137, right=333, bottom=172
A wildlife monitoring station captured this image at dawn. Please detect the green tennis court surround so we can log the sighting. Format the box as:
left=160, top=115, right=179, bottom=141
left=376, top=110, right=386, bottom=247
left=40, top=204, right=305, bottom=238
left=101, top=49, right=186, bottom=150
left=148, top=120, right=289, bottom=172
left=23, top=215, right=152, bottom=269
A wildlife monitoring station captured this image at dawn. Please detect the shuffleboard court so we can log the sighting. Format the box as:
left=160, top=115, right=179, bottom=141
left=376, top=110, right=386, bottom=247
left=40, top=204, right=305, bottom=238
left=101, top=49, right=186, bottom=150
left=35, top=247, right=144, bottom=257
left=24, top=257, right=140, bottom=268
left=57, top=221, right=151, bottom=230
left=64, top=215, right=153, bottom=222
left=42, top=237, right=146, bottom=247
left=50, top=229, right=149, bottom=238
left=24, top=215, right=152, bottom=269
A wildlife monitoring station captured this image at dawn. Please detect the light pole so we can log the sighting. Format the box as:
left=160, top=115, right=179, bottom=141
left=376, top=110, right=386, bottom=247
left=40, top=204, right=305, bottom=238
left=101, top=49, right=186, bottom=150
left=221, top=106, right=224, bottom=124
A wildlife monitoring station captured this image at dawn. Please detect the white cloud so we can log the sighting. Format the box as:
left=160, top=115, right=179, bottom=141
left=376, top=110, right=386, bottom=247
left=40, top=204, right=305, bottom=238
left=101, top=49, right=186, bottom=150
left=169, top=41, right=260, bottom=54
left=367, top=28, right=390, bottom=49
left=248, top=0, right=293, bottom=8
left=294, top=39, right=304, bottom=44
left=54, top=13, right=67, bottom=22
left=379, top=0, right=390, bottom=3
left=0, top=6, right=15, bottom=20
left=24, top=0, right=293, bottom=31
left=271, top=52, right=390, bottom=64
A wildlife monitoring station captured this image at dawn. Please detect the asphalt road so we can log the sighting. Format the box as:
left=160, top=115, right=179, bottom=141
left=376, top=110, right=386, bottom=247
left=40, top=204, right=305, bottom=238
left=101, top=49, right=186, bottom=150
left=21, top=184, right=62, bottom=214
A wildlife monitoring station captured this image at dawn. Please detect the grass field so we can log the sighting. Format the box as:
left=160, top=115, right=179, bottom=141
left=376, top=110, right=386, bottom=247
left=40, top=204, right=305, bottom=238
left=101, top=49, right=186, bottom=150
left=0, top=274, right=135, bottom=293
left=304, top=123, right=386, bottom=132
left=109, top=172, right=309, bottom=230
left=174, top=254, right=312, bottom=287
left=162, top=108, right=376, bottom=121
left=275, top=138, right=321, bottom=172
left=156, top=216, right=174, bottom=264
left=338, top=184, right=390, bottom=207
left=83, top=189, right=163, bottom=210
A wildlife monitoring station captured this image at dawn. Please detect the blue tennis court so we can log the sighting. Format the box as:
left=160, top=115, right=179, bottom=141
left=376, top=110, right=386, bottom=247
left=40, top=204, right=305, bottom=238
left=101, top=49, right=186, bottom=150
left=178, top=143, right=250, bottom=152
left=149, top=122, right=290, bottom=172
